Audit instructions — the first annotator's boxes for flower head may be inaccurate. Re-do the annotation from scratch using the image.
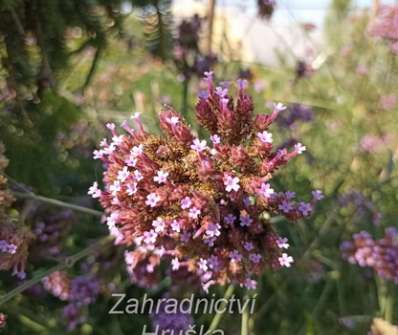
[93,76,319,290]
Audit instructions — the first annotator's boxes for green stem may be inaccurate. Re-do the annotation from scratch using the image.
[12,191,103,217]
[0,236,112,306]
[208,284,235,332]
[181,77,190,119]
[241,297,249,335]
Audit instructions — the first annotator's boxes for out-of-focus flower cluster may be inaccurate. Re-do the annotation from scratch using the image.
[339,191,382,226]
[151,299,193,333]
[341,228,398,283]
[173,15,217,81]
[30,206,75,258]
[276,104,314,129]
[368,5,398,55]
[42,271,100,330]
[257,0,276,19]
[0,143,34,279]
[91,74,322,290]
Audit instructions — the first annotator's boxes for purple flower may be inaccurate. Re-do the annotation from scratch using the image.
[279,200,293,213]
[298,202,312,216]
[180,196,192,210]
[240,213,253,227]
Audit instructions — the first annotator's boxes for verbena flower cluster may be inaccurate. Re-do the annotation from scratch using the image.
[42,271,100,330]
[257,0,276,19]
[341,228,398,283]
[173,15,217,81]
[368,4,398,55]
[91,73,322,290]
[0,143,34,279]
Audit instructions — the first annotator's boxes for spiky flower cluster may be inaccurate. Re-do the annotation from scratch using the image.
[257,0,276,19]
[368,5,398,55]
[341,228,398,283]
[91,73,321,290]
[42,271,100,330]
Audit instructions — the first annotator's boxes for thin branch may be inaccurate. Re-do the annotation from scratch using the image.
[12,191,103,217]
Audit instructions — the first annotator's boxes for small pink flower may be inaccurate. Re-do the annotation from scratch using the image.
[130,144,144,157]
[146,193,160,207]
[224,175,240,192]
[152,217,165,233]
[167,116,180,125]
[191,139,207,152]
[134,170,143,182]
[88,182,101,198]
[171,220,181,233]
[279,253,294,267]
[93,150,104,160]
[276,237,289,249]
[181,196,192,209]
[198,258,208,272]
[258,182,274,198]
[294,143,306,154]
[171,257,180,270]
[126,182,138,196]
[215,86,228,98]
[117,167,130,182]
[273,102,287,112]
[143,229,158,245]
[109,181,121,196]
[257,131,273,144]
[210,134,221,145]
[154,170,169,184]
[189,207,201,219]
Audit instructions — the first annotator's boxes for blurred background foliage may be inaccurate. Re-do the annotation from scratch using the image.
[1,0,398,334]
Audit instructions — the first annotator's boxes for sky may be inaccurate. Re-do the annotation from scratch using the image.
[171,0,396,64]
